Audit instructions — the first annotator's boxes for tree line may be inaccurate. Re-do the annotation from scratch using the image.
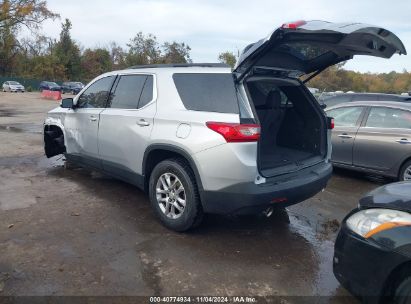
[1,0,410,93]
[0,0,192,82]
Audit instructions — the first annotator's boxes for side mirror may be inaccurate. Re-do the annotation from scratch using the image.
[320,103,327,109]
[61,98,74,109]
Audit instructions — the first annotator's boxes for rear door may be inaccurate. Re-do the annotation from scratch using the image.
[353,106,411,174]
[326,106,365,165]
[234,20,406,81]
[98,73,156,185]
[64,75,115,168]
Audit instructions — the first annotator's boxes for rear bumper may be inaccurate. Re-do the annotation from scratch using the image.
[200,162,332,214]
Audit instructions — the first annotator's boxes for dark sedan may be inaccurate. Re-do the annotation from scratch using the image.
[326,101,411,181]
[39,81,62,92]
[61,82,84,94]
[334,182,411,303]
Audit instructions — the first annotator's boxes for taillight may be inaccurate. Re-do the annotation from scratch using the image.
[281,20,306,29]
[206,122,260,143]
[327,117,335,129]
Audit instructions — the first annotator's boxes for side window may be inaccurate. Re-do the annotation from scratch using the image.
[138,76,154,108]
[366,107,411,129]
[173,73,239,114]
[77,76,114,108]
[327,107,363,127]
[110,75,147,109]
[352,95,376,101]
[108,75,154,109]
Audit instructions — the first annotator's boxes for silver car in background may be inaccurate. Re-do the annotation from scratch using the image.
[2,81,25,92]
[326,101,411,180]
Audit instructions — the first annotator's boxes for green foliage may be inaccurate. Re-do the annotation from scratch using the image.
[218,51,237,68]
[54,18,81,80]
[0,0,59,31]
[125,32,191,66]
[307,64,411,94]
[161,42,191,64]
[126,32,161,66]
[81,48,112,81]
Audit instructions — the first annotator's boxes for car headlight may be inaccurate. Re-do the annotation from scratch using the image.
[346,208,411,238]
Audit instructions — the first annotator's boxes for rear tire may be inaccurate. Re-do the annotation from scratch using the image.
[148,158,203,232]
[399,160,411,181]
[393,277,411,304]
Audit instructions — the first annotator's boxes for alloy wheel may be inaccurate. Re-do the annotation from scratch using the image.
[156,173,186,219]
[404,165,411,181]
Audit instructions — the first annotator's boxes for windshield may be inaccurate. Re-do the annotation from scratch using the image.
[9,81,20,85]
[49,82,59,87]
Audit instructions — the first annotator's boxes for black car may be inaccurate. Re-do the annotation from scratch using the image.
[334,182,411,303]
[61,82,84,94]
[321,93,411,108]
[39,81,62,92]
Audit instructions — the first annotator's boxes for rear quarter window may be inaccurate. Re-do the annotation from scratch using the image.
[173,73,239,114]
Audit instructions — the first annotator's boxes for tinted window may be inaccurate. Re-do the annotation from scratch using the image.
[366,107,411,129]
[327,107,364,127]
[352,94,378,101]
[323,95,352,107]
[110,75,147,109]
[77,76,114,108]
[139,76,154,108]
[173,73,239,113]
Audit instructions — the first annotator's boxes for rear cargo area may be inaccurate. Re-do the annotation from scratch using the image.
[245,76,326,177]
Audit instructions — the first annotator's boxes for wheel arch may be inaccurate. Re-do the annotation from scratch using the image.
[43,123,66,158]
[143,144,204,195]
[398,156,411,179]
[381,260,411,300]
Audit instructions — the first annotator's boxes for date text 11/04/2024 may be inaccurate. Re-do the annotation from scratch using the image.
[149,296,257,303]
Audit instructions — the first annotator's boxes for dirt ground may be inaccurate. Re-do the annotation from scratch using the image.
[0,92,389,301]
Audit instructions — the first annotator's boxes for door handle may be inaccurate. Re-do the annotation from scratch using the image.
[137,119,150,127]
[89,115,97,122]
[338,133,352,139]
[396,138,411,144]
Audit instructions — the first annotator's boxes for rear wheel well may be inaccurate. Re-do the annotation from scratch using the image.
[143,148,202,193]
[399,157,411,179]
[381,261,411,302]
[44,125,66,158]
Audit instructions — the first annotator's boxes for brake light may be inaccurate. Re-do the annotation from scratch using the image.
[281,20,306,29]
[206,122,260,142]
[327,117,335,129]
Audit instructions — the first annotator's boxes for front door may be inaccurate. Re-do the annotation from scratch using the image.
[64,75,116,168]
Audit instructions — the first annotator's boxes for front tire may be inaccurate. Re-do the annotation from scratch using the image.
[399,160,411,181]
[393,277,411,304]
[148,158,203,232]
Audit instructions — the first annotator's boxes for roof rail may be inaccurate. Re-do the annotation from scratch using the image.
[128,63,230,69]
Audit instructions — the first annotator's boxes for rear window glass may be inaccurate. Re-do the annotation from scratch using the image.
[173,73,239,114]
[276,43,330,60]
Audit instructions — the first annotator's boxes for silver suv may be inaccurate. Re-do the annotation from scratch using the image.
[44,20,405,231]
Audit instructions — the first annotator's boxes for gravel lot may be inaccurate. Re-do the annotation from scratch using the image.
[0,92,389,301]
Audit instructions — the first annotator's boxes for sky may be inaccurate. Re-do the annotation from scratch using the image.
[26,0,411,73]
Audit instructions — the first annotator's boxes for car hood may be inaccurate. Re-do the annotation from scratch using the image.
[359,182,411,212]
[234,20,406,81]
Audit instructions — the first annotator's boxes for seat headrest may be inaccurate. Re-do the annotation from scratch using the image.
[265,90,282,109]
